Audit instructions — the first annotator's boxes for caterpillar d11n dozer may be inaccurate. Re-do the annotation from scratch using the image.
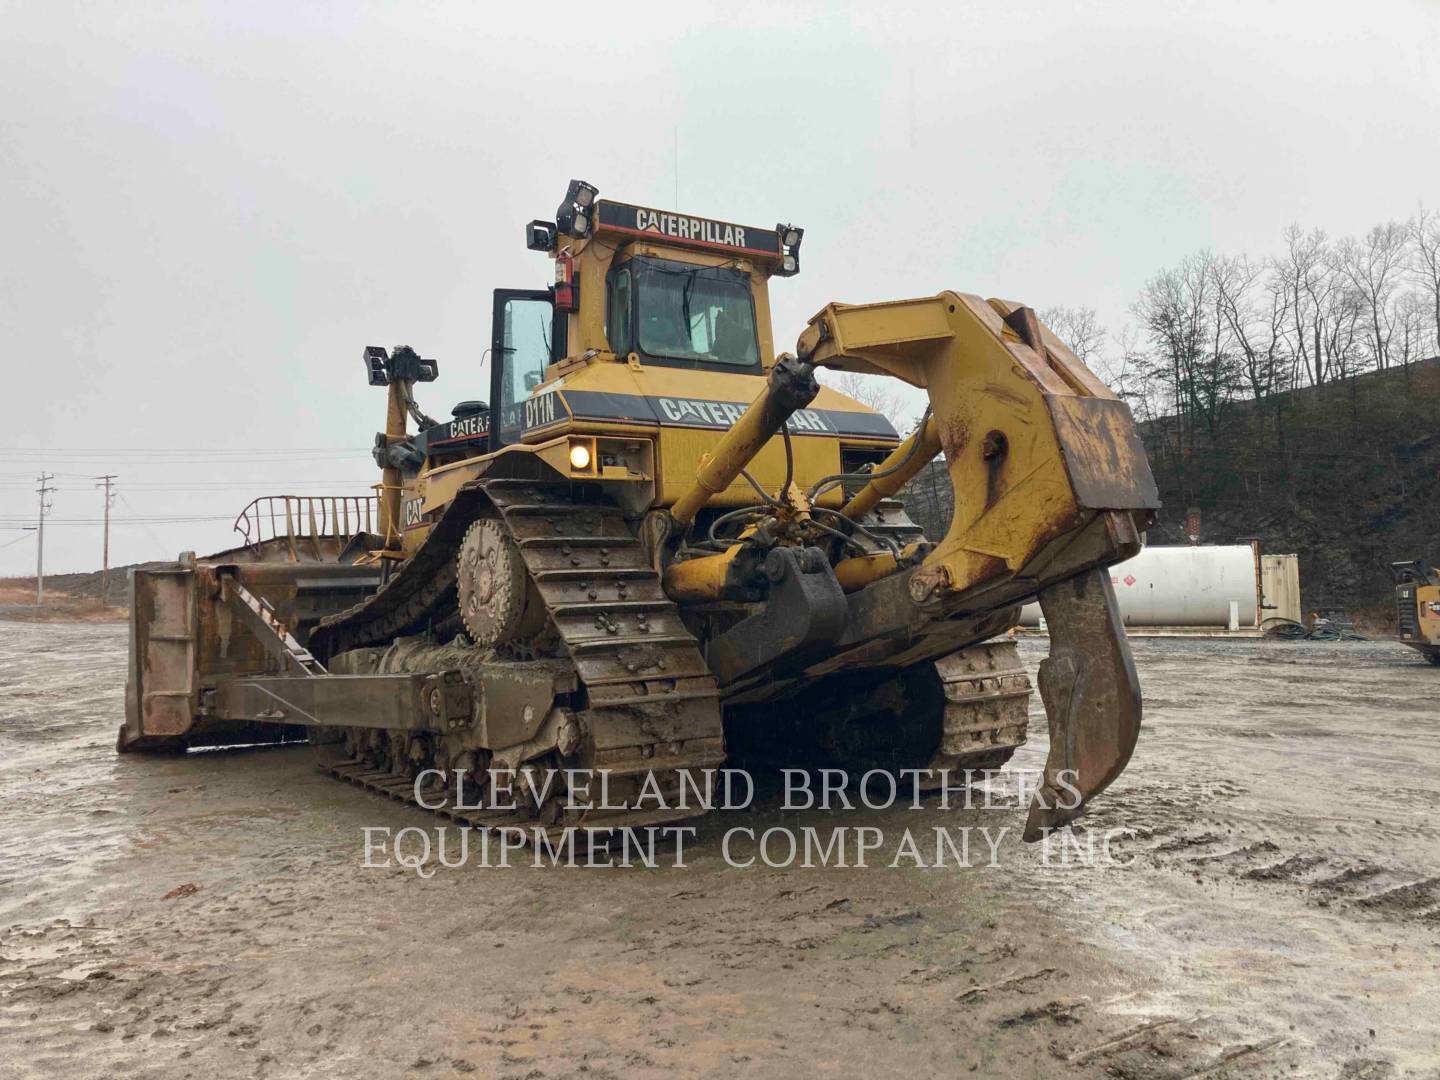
[120,179,1160,841]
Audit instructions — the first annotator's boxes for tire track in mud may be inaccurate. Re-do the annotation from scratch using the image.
[1091,793,1440,926]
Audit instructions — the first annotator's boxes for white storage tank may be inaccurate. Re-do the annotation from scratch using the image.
[1019,544,1260,628]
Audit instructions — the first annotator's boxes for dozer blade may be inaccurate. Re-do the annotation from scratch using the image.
[1023,567,1141,842]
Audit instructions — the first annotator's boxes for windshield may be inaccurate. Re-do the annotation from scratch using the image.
[632,258,760,367]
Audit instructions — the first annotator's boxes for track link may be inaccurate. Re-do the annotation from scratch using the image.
[921,640,1031,778]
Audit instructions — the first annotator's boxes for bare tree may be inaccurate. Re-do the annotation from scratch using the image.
[1039,304,1105,367]
[1105,324,1155,417]
[1039,304,1153,412]
[1333,221,1410,370]
[819,369,914,432]
[1209,254,1292,450]
[1133,251,1236,440]
[1322,284,1367,381]
[1409,206,1440,358]
[1277,225,1338,388]
[1392,290,1432,373]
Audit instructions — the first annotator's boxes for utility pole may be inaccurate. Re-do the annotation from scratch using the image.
[35,473,55,607]
[95,474,117,606]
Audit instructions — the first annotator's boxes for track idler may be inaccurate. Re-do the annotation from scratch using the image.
[1023,567,1142,841]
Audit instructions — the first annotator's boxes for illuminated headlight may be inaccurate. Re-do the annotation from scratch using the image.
[569,442,592,470]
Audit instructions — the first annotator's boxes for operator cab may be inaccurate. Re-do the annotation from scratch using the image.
[487,179,802,448]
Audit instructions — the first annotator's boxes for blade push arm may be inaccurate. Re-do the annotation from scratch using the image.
[669,354,821,529]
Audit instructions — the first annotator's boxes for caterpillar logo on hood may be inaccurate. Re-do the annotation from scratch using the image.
[557,389,899,440]
[656,397,833,433]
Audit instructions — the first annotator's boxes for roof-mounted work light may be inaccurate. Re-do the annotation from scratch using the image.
[775,223,803,276]
[392,345,439,383]
[556,179,599,239]
[363,345,439,386]
[363,345,389,386]
[526,220,558,252]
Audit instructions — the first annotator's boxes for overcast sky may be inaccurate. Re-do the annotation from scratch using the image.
[2,0,1437,576]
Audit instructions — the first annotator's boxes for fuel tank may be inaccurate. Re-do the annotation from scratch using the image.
[1019,544,1260,629]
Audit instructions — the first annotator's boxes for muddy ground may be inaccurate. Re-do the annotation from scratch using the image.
[0,582,127,624]
[1,624,1437,1079]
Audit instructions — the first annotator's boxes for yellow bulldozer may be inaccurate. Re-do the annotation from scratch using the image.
[1391,560,1440,665]
[120,179,1160,841]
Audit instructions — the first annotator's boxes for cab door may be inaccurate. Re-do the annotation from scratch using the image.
[489,289,555,449]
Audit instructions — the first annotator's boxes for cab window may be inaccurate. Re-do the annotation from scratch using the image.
[629,258,760,368]
[606,266,632,356]
[491,291,552,445]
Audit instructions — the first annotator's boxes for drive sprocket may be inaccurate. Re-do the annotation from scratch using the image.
[457,518,528,647]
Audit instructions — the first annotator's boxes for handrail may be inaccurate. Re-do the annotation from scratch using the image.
[232,495,378,556]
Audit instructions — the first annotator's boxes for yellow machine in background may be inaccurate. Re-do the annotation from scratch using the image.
[122,179,1160,841]
[1392,561,1440,665]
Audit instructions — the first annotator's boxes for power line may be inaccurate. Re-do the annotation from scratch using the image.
[0,451,372,469]
[117,490,181,558]
[0,515,239,525]
[0,446,367,454]
[1,462,365,469]
[0,481,374,490]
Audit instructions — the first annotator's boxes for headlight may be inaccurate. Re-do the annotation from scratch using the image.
[569,442,592,470]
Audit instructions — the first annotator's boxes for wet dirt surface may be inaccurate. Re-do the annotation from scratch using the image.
[1,623,1438,1078]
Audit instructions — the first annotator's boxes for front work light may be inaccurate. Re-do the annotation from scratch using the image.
[568,441,593,471]
[775,223,803,276]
